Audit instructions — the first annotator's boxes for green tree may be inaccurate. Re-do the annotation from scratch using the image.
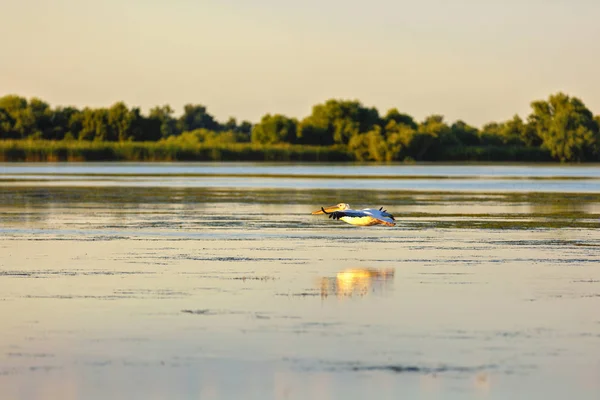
[348,126,394,162]
[0,108,16,138]
[108,102,133,141]
[528,92,600,162]
[49,106,81,140]
[297,99,380,145]
[410,115,450,160]
[79,108,110,141]
[383,108,417,129]
[384,120,416,161]
[497,115,539,146]
[179,104,220,132]
[251,114,298,144]
[28,98,54,139]
[67,109,84,140]
[224,117,238,132]
[149,105,178,138]
[238,120,253,135]
[0,95,35,138]
[451,120,479,146]
[479,122,505,146]
[347,133,370,161]
[368,126,393,161]
[499,115,523,145]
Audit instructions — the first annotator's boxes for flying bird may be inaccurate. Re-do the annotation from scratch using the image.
[312,203,396,227]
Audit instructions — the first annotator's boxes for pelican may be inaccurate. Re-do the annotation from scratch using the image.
[312,203,396,227]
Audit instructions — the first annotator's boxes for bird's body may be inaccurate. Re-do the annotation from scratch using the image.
[312,203,396,227]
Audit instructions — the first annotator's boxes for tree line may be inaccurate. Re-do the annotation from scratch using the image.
[1,92,599,162]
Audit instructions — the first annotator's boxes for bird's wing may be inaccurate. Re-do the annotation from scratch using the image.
[321,207,396,225]
[329,209,371,218]
[362,207,395,221]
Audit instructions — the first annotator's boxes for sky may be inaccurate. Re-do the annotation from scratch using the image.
[1,0,599,127]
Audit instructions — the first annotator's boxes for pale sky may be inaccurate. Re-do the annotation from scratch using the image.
[1,0,599,127]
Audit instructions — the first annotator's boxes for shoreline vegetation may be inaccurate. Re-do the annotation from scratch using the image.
[1,92,599,163]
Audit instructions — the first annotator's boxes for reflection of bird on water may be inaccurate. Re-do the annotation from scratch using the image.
[319,268,395,298]
[312,203,396,227]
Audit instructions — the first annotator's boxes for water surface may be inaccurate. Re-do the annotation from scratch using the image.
[3,162,600,193]
[1,163,599,399]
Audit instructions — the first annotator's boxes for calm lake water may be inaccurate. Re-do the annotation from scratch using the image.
[1,162,599,400]
[2,162,600,193]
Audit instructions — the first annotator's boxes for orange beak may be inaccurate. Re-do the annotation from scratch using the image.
[311,205,343,215]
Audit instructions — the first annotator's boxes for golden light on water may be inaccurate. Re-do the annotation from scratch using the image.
[318,268,395,298]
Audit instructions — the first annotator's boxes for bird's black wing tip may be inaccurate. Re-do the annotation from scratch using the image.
[328,211,344,220]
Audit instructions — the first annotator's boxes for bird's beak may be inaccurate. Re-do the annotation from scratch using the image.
[311,205,342,215]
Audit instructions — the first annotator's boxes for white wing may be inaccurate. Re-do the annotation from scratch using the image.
[362,207,395,221]
[323,207,396,226]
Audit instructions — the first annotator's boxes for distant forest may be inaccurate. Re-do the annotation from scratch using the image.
[1,92,599,162]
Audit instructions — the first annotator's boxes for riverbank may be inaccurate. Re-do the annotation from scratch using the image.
[0,140,556,163]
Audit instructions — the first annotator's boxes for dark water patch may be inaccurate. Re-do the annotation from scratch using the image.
[82,270,154,276]
[0,270,154,278]
[4,185,600,208]
[440,333,479,340]
[408,245,488,251]
[527,258,600,265]
[276,291,321,297]
[181,310,281,320]
[83,357,217,369]
[578,332,600,338]
[139,247,180,251]
[181,309,247,316]
[20,235,133,242]
[84,360,113,367]
[435,328,555,341]
[401,257,599,265]
[23,294,133,300]
[252,246,297,251]
[6,352,54,358]
[0,368,18,376]
[418,217,600,230]
[113,289,191,298]
[189,286,231,292]
[89,337,151,344]
[99,222,177,229]
[9,171,600,181]
[121,260,170,266]
[489,239,600,248]
[151,254,303,263]
[490,331,530,339]
[199,256,295,262]
[228,276,278,281]
[410,258,485,265]
[0,271,31,277]
[28,365,62,372]
[175,273,278,282]
[318,360,498,375]
[300,322,342,328]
